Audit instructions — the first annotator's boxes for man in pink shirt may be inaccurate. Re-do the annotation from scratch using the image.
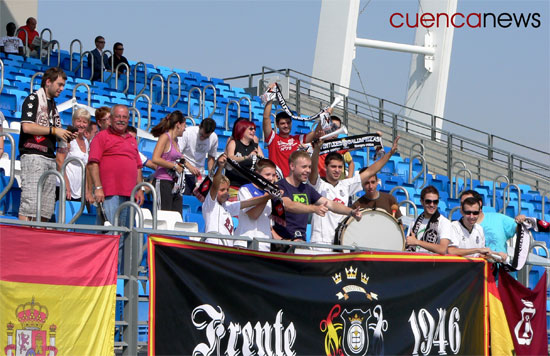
[88,104,144,226]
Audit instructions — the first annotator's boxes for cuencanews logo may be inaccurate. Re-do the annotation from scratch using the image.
[320,266,387,356]
[4,297,58,356]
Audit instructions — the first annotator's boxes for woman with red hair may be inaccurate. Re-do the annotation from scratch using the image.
[225,118,264,199]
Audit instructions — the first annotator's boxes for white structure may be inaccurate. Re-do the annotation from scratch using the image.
[312,0,457,135]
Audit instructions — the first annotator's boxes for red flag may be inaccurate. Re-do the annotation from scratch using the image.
[498,269,548,355]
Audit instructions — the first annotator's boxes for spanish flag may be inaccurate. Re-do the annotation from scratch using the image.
[0,225,118,356]
[488,269,515,355]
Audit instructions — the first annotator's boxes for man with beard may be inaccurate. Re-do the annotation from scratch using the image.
[18,67,76,221]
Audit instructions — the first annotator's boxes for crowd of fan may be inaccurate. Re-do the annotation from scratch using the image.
[3,33,545,260]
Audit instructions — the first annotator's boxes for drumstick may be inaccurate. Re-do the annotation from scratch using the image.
[391,204,399,218]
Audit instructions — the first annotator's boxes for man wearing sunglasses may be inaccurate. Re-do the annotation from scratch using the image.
[406,186,453,254]
[447,197,492,257]
[459,190,517,256]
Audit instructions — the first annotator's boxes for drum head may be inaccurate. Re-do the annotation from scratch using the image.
[340,208,405,251]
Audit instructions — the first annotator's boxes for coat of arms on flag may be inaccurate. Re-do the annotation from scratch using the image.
[4,297,58,356]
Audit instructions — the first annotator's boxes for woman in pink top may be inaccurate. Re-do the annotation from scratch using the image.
[151,111,187,213]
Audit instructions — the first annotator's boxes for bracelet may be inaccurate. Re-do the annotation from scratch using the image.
[52,127,56,136]
[95,186,103,190]
[49,126,52,135]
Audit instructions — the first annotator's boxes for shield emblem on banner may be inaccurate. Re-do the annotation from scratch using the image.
[340,309,371,355]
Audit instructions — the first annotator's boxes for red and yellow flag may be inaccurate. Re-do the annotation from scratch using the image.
[487,270,515,355]
[0,225,119,356]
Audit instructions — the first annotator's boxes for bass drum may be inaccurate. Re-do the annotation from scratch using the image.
[335,208,405,251]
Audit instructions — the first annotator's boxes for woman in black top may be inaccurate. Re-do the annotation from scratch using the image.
[226,119,264,198]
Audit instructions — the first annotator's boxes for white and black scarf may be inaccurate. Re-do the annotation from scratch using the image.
[406,211,440,252]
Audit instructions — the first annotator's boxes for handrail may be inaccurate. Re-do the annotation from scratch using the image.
[453,168,473,199]
[398,199,418,218]
[541,191,550,220]
[29,72,44,93]
[408,154,427,189]
[0,133,15,201]
[129,106,142,129]
[449,161,467,199]
[36,170,66,223]
[38,28,52,60]
[526,242,550,287]
[500,183,522,215]
[409,143,425,157]
[0,59,3,95]
[185,116,196,126]
[115,63,130,94]
[46,40,60,67]
[448,206,460,221]
[133,62,147,95]
[492,175,510,208]
[389,186,410,201]
[166,72,181,107]
[187,87,202,120]
[229,66,550,183]
[149,74,165,106]
[102,50,114,83]
[69,39,82,72]
[114,201,142,230]
[60,157,86,224]
[239,96,252,120]
[225,100,241,131]
[15,28,28,57]
[132,94,152,131]
[77,50,93,81]
[131,182,156,258]
[201,84,217,119]
[72,82,92,106]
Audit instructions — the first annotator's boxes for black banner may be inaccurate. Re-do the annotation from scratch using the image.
[149,237,488,356]
[320,133,382,155]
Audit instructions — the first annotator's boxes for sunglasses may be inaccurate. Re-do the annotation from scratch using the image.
[463,210,480,216]
[424,199,439,205]
[247,127,256,131]
[116,47,124,51]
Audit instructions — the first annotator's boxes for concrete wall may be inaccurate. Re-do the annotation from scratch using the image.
[0,0,38,35]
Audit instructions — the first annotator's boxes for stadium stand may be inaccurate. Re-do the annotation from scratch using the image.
[0,44,549,354]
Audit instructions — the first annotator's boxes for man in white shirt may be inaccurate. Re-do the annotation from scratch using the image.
[178,118,218,195]
[405,186,453,254]
[0,23,24,55]
[448,197,493,258]
[309,136,400,250]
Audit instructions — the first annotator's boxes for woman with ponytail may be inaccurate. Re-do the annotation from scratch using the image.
[151,110,187,213]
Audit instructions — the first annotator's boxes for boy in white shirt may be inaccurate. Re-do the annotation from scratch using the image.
[234,159,278,251]
[202,154,270,246]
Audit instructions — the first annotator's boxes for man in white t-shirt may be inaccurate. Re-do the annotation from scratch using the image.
[0,23,24,55]
[234,158,278,251]
[405,186,453,254]
[178,118,218,195]
[202,154,271,246]
[309,136,401,250]
[448,197,494,258]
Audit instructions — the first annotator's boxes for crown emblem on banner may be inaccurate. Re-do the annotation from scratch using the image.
[345,266,357,279]
[332,273,342,284]
[361,273,369,285]
[348,313,364,323]
[15,297,48,330]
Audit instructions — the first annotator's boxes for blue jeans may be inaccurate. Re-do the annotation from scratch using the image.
[98,195,131,227]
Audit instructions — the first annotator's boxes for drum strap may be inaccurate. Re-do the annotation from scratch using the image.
[407,211,440,252]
